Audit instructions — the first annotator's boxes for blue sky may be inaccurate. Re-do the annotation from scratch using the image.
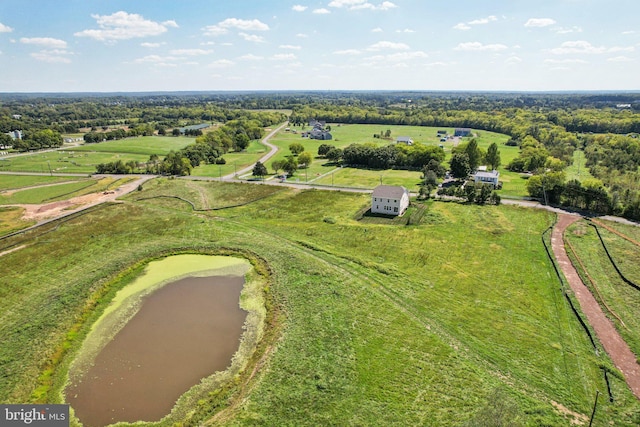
[0,0,638,92]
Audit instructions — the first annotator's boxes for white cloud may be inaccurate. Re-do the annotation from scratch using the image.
[296,33,308,38]
[386,51,428,61]
[453,23,471,31]
[550,40,606,54]
[292,5,308,12]
[328,0,396,10]
[272,53,297,60]
[367,41,410,51]
[208,59,235,68]
[454,15,497,30]
[203,18,269,36]
[329,0,365,6]
[313,8,331,14]
[239,32,266,43]
[30,49,73,63]
[371,27,383,33]
[20,37,67,49]
[544,58,588,64]
[169,49,212,56]
[334,49,362,55]
[622,30,636,35]
[141,42,165,48]
[525,18,556,28]
[454,42,508,52]
[162,20,179,28]
[279,44,301,50]
[396,28,415,33]
[607,56,633,62]
[134,54,175,63]
[239,54,264,60]
[75,11,177,42]
[0,23,13,33]
[555,26,582,34]
[468,15,497,25]
[505,56,522,65]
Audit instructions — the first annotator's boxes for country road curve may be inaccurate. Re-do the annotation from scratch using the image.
[221,122,288,180]
[552,213,640,400]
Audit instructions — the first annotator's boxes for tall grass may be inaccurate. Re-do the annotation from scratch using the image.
[1,179,638,426]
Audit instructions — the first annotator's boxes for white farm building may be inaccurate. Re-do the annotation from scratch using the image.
[371,185,410,216]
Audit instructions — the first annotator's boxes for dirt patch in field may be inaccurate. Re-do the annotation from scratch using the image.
[551,401,588,425]
[10,176,151,224]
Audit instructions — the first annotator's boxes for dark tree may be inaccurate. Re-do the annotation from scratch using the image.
[486,142,501,170]
[450,152,471,179]
[252,161,268,177]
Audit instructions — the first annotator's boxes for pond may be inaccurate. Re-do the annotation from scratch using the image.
[65,255,251,427]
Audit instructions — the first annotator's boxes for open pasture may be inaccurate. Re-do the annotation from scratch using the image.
[0,151,149,174]
[69,136,194,156]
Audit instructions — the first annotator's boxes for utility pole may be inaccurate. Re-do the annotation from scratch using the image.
[47,160,53,176]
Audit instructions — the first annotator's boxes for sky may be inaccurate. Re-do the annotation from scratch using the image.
[0,0,638,93]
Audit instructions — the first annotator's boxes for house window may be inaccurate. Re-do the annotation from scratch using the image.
[394,207,398,212]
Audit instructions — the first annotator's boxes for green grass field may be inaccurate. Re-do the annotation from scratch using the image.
[191,139,269,178]
[0,175,80,192]
[69,136,194,156]
[1,178,638,426]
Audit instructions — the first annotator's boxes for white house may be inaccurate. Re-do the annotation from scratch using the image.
[371,185,410,216]
[473,170,500,188]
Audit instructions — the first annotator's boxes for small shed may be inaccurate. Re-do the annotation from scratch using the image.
[454,128,471,137]
[396,136,413,145]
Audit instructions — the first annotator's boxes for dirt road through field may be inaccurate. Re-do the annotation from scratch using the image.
[552,213,640,399]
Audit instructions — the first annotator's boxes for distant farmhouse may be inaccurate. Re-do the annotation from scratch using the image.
[396,136,413,145]
[371,185,410,216]
[454,128,472,137]
[473,170,500,188]
[303,119,332,140]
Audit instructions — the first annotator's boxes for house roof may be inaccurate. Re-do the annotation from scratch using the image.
[474,170,499,179]
[372,185,408,199]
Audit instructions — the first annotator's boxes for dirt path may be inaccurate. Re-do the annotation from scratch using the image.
[552,213,640,399]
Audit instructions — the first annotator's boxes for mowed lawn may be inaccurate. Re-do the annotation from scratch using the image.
[69,136,195,156]
[191,139,269,178]
[264,124,527,196]
[0,175,80,192]
[0,136,195,174]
